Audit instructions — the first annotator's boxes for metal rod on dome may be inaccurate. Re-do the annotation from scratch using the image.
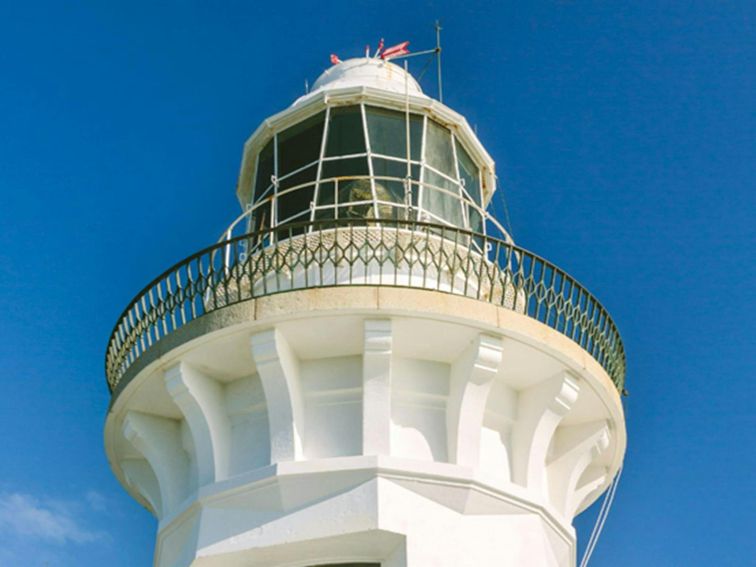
[435,20,443,103]
[388,48,437,60]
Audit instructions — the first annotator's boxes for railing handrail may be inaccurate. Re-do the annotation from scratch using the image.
[219,174,514,246]
[105,219,626,397]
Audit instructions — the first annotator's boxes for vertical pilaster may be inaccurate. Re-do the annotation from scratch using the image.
[446,334,503,467]
[363,319,393,456]
[547,420,610,518]
[164,361,232,485]
[511,372,580,493]
[568,466,609,518]
[122,411,190,517]
[251,328,305,463]
[121,458,162,516]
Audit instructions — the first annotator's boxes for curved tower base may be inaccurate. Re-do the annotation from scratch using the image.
[106,288,625,567]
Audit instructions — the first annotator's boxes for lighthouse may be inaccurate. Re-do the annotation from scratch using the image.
[104,55,626,567]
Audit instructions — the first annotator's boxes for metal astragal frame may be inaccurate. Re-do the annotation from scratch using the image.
[105,219,626,397]
[246,103,497,237]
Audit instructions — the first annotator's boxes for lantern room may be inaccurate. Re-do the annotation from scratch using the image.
[236,58,506,240]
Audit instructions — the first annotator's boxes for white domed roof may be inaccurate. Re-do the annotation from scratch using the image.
[307,57,424,98]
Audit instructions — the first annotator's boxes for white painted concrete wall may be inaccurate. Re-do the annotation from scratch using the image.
[106,288,625,567]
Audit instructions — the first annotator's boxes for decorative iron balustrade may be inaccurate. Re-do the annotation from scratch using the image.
[105,220,626,395]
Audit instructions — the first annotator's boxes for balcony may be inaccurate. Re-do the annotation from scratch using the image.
[105,218,626,398]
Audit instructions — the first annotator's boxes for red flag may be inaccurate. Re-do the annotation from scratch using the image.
[330,54,342,65]
[381,41,410,60]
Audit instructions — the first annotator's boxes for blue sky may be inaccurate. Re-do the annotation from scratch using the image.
[0,1,753,565]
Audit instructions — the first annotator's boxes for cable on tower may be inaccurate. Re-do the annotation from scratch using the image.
[578,464,624,567]
[579,395,628,566]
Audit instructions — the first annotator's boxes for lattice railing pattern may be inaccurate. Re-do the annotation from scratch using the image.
[106,220,626,394]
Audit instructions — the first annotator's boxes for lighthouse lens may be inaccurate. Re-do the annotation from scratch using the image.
[317,157,369,221]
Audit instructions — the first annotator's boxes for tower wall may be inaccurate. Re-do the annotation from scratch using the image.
[106,288,624,567]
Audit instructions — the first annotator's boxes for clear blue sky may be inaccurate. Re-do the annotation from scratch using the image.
[0,2,753,565]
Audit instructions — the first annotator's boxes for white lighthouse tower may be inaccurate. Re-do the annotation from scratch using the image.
[104,56,626,567]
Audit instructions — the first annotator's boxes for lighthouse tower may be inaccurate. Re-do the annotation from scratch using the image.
[104,57,626,567]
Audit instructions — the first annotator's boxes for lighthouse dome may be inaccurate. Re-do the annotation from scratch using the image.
[305,57,425,99]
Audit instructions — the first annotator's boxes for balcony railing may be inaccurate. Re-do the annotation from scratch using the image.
[105,219,626,396]
[225,173,516,244]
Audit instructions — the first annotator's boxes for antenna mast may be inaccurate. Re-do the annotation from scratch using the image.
[435,20,443,102]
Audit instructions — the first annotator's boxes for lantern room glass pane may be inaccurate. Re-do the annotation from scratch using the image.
[325,106,366,156]
[254,140,275,202]
[372,158,420,209]
[320,156,369,180]
[251,201,271,232]
[456,141,481,206]
[468,206,483,233]
[278,164,317,224]
[278,111,325,176]
[424,120,455,176]
[422,169,464,226]
[313,179,336,222]
[365,106,422,160]
[372,158,420,182]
